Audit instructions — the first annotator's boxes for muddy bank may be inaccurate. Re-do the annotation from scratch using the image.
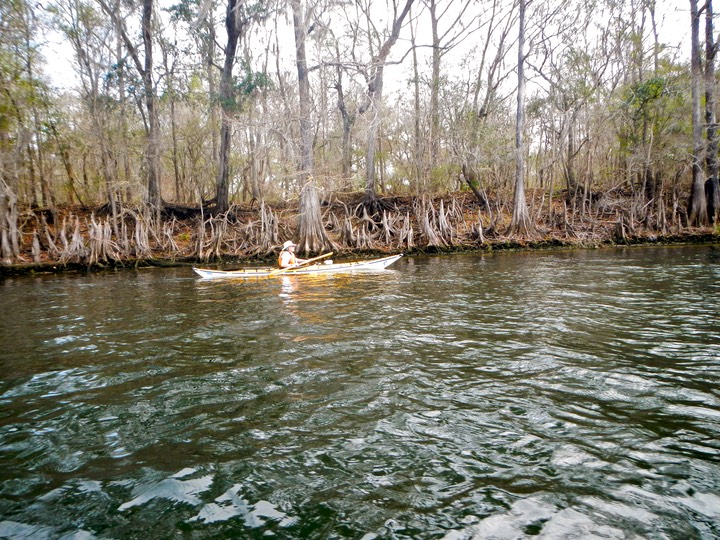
[1,194,718,277]
[1,231,717,278]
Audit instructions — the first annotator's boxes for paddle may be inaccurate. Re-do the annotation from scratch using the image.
[267,251,334,276]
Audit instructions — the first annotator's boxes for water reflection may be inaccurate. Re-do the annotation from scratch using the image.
[1,247,719,539]
[279,275,296,299]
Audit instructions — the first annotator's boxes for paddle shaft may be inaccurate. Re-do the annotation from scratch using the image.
[268,251,333,276]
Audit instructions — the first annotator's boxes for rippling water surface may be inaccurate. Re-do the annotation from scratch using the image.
[1,245,719,539]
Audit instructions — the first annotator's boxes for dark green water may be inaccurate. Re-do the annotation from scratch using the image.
[1,246,719,539]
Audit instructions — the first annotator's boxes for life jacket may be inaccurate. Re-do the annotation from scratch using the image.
[278,250,297,268]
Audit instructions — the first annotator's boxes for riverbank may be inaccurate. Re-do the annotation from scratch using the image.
[1,193,718,277]
[2,231,717,278]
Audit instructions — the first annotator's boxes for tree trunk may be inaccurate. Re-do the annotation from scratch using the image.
[462,164,486,206]
[689,0,709,226]
[142,0,162,210]
[207,21,219,167]
[510,0,533,235]
[215,0,244,214]
[333,43,355,180]
[292,0,333,252]
[297,183,332,253]
[293,0,313,175]
[161,41,182,202]
[566,111,576,196]
[117,31,132,205]
[410,15,423,189]
[364,64,385,206]
[0,186,16,264]
[429,0,440,172]
[245,84,262,201]
[705,0,720,223]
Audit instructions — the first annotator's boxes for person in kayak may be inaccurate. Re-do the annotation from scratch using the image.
[278,240,308,268]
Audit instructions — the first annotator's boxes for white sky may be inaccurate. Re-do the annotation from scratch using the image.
[42,0,690,94]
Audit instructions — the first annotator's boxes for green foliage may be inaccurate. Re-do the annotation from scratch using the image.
[234,63,272,97]
[624,77,668,115]
[430,163,462,193]
[166,0,196,23]
[104,58,133,87]
[216,61,272,112]
[615,61,690,160]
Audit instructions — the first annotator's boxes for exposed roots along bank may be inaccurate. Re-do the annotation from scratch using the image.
[0,192,708,267]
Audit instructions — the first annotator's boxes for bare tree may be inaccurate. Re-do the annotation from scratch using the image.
[291,0,334,253]
[455,0,516,203]
[509,0,533,235]
[332,39,357,180]
[704,0,719,223]
[216,0,247,214]
[99,0,162,211]
[472,0,516,123]
[424,0,475,174]
[529,2,612,209]
[358,0,415,211]
[167,0,220,202]
[52,0,120,223]
[688,0,708,226]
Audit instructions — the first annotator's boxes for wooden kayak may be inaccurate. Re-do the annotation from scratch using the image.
[192,254,403,279]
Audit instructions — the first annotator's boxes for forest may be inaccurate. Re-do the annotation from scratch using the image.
[0,0,718,270]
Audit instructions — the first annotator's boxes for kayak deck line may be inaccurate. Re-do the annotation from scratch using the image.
[193,254,403,279]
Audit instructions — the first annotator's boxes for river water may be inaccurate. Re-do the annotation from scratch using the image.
[1,245,719,539]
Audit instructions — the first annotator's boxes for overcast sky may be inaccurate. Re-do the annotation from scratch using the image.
[42,0,690,94]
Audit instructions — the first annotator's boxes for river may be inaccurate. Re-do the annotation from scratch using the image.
[1,245,719,539]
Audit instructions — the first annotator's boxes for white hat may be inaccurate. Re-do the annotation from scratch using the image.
[282,240,296,249]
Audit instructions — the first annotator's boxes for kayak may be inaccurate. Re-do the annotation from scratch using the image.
[192,254,403,279]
